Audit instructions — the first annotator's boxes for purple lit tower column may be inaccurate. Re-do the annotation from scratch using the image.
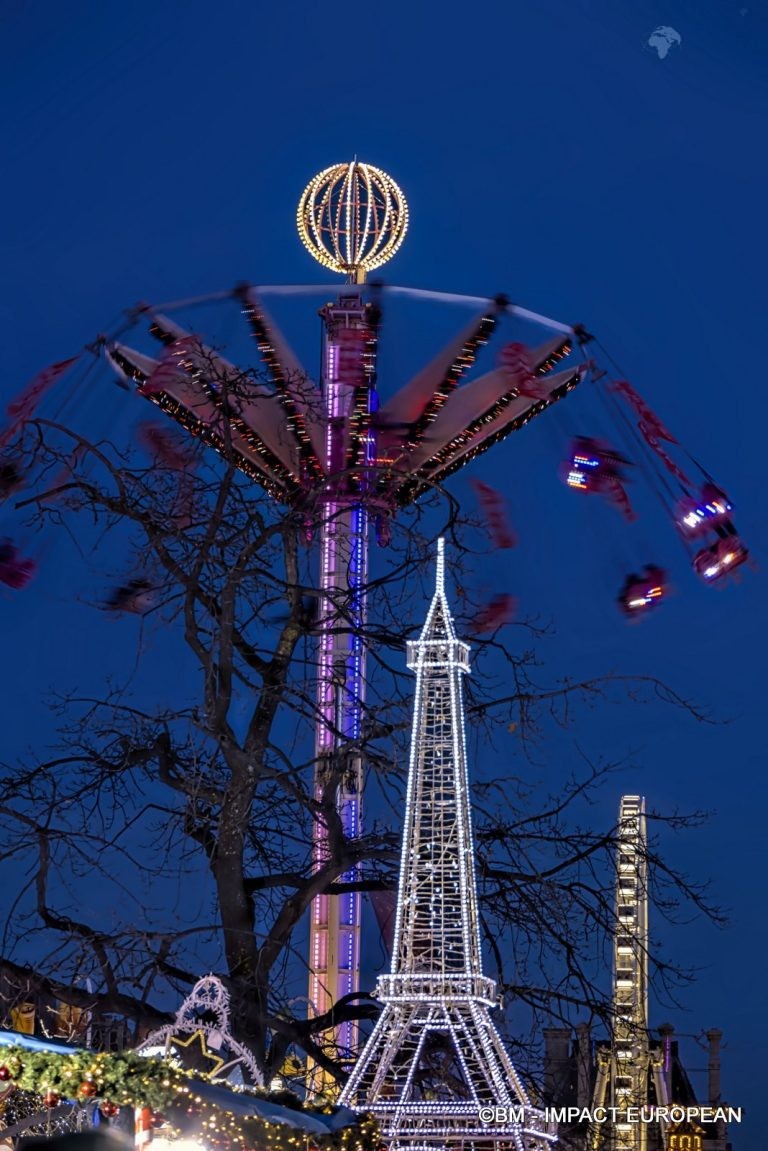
[309,292,378,1071]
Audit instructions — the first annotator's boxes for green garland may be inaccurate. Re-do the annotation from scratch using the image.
[0,1048,381,1151]
[0,1047,188,1110]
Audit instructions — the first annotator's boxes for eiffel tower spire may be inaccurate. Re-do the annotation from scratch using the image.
[340,539,555,1151]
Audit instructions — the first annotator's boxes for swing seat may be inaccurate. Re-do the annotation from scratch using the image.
[676,490,734,537]
[618,566,667,615]
[563,437,630,491]
[692,537,748,583]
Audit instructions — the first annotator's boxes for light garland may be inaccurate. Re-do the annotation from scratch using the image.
[146,317,304,497]
[0,1046,190,1110]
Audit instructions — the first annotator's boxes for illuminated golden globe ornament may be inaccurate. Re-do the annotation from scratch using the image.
[297,160,408,282]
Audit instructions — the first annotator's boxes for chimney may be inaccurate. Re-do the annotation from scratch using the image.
[706,1028,723,1104]
[576,1022,592,1107]
[543,1027,572,1104]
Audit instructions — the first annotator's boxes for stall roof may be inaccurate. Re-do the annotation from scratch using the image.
[0,1031,360,1136]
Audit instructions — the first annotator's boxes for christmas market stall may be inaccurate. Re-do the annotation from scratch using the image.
[0,978,378,1151]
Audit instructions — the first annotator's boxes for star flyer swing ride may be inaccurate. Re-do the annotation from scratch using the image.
[0,160,749,1092]
[94,160,588,1090]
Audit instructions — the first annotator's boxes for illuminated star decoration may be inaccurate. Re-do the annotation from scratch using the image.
[137,975,262,1085]
[167,1029,227,1078]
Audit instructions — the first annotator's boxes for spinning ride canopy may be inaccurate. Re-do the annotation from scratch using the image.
[104,285,587,510]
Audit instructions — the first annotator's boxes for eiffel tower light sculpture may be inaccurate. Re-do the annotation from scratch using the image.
[340,539,555,1151]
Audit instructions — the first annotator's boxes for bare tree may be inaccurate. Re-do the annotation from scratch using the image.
[0,367,721,1089]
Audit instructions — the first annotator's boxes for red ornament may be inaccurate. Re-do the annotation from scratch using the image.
[0,1066,11,1082]
[79,1080,97,1097]
[43,1090,60,1108]
[100,1102,119,1119]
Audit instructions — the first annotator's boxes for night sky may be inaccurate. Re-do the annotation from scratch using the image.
[1,0,765,1145]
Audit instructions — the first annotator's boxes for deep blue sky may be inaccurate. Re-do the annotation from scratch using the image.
[1,0,765,1143]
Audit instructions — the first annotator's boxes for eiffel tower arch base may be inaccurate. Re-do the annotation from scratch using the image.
[343,994,554,1151]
